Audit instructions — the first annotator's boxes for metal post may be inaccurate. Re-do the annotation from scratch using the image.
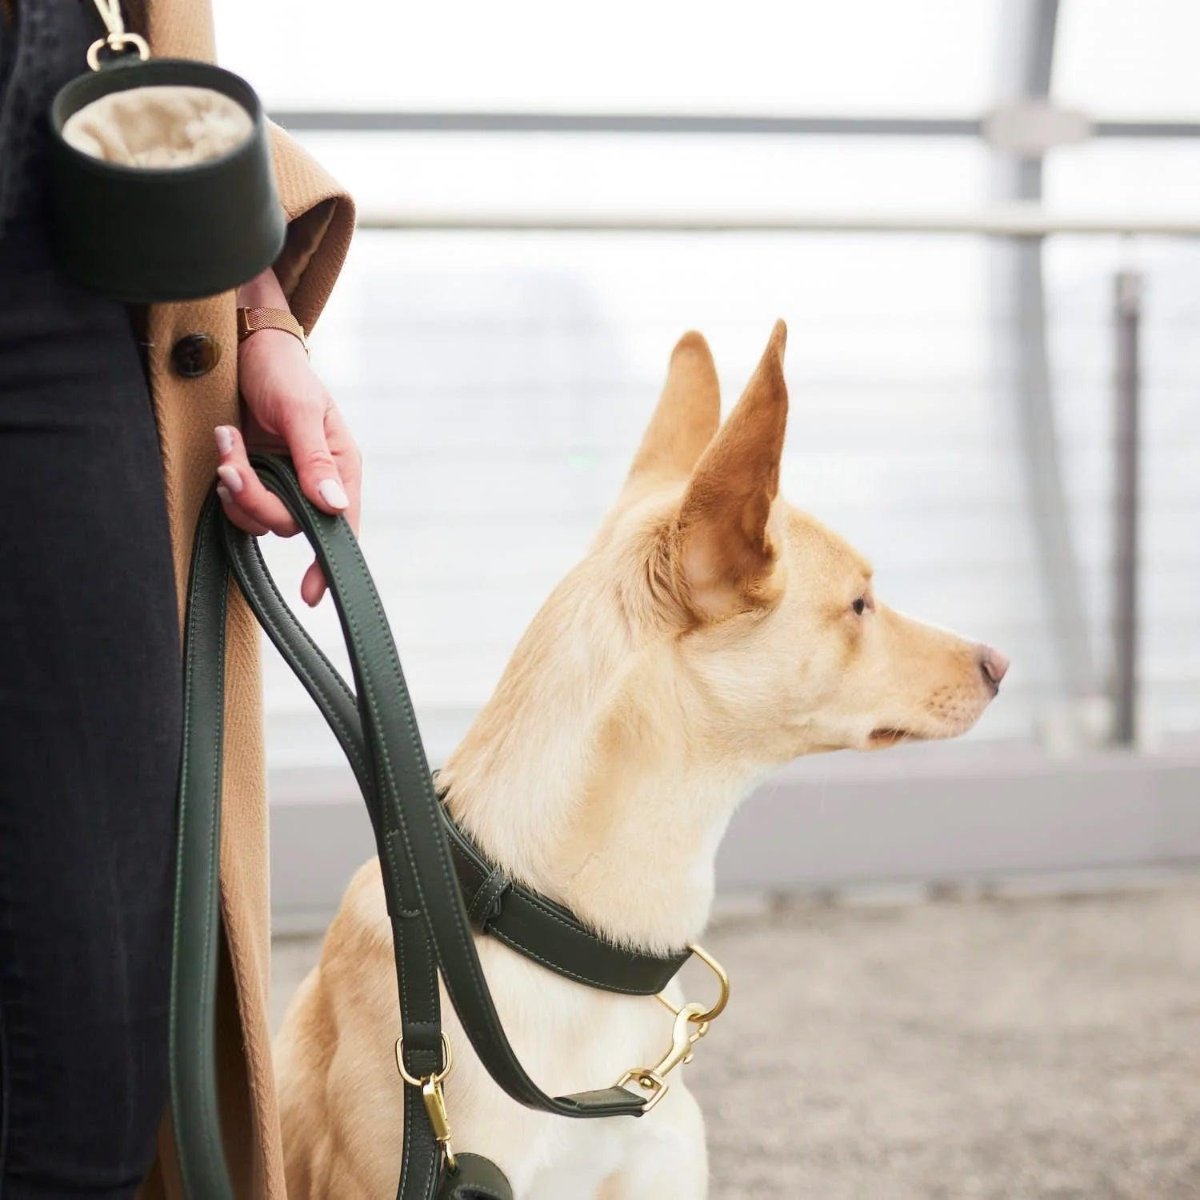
[988,0,1100,746]
[1112,269,1142,746]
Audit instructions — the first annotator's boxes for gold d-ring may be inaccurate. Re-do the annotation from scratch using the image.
[394,1031,453,1088]
[655,942,730,1024]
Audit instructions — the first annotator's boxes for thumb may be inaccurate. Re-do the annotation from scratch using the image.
[279,402,349,514]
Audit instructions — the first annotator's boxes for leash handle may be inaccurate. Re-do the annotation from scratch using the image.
[171,457,650,1200]
[239,454,648,1115]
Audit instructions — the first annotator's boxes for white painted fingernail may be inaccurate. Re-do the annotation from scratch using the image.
[214,425,235,455]
[318,478,349,509]
[216,464,243,494]
[216,483,232,504]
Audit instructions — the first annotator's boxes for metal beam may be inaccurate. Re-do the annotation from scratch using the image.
[989,0,1098,730]
[269,109,1200,139]
[354,206,1200,237]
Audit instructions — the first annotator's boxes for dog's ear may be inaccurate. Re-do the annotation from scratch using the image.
[622,331,720,501]
[674,320,788,620]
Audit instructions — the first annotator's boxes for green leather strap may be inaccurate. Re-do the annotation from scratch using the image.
[170,491,236,1200]
[172,458,664,1200]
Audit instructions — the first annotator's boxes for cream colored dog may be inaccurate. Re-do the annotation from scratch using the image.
[274,321,1008,1199]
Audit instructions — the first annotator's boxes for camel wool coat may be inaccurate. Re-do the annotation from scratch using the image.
[121,1,355,1195]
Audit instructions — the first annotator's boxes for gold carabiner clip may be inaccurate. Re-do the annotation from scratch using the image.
[655,942,731,1024]
[615,942,732,1113]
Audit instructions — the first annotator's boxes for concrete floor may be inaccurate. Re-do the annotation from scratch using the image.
[270,873,1200,1199]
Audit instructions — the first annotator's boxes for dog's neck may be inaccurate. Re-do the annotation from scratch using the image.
[439,570,767,956]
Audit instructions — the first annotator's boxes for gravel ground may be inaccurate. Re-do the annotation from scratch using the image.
[271,874,1200,1199]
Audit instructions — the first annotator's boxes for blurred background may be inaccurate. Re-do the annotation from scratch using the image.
[217,1,1200,1194]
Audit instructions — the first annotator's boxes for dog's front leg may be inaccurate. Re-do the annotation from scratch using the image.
[598,1085,708,1199]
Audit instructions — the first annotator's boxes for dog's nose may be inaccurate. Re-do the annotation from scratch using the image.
[978,645,1010,694]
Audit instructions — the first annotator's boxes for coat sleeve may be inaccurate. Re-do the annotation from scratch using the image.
[265,122,356,333]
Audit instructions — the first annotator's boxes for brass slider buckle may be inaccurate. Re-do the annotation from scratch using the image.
[395,1032,458,1173]
[614,941,731,1113]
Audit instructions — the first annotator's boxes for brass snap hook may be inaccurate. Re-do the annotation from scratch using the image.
[395,1033,458,1172]
[614,943,732,1113]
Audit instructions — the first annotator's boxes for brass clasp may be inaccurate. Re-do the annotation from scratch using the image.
[615,1000,708,1112]
[420,1076,457,1173]
[614,941,731,1113]
[395,1032,458,1172]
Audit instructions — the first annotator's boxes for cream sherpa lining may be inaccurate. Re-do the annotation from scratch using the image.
[63,85,252,168]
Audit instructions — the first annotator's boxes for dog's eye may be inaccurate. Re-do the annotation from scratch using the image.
[852,596,867,616]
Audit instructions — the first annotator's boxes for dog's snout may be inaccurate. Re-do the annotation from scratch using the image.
[978,645,1010,694]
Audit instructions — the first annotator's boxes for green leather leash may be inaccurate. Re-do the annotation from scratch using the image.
[171,456,702,1199]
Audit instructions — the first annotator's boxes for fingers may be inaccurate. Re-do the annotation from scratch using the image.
[300,559,328,608]
[214,413,364,607]
[276,396,351,519]
[214,424,299,536]
[215,482,270,535]
[288,402,362,606]
[323,403,363,535]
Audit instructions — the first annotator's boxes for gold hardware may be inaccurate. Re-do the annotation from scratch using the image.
[87,0,150,71]
[654,942,731,1024]
[395,1032,458,1171]
[394,1031,453,1087]
[615,1001,708,1113]
[421,1076,458,1173]
[615,943,731,1113]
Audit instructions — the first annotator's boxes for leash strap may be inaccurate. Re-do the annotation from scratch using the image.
[171,457,657,1200]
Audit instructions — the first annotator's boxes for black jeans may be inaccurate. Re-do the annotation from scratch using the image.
[0,217,182,1198]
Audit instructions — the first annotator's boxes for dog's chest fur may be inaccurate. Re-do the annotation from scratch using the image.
[275,859,693,1197]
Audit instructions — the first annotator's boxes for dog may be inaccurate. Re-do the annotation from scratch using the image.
[274,320,1008,1198]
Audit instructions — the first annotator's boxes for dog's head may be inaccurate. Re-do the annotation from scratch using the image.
[443,321,1008,926]
[590,320,1006,765]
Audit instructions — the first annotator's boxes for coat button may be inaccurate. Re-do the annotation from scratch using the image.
[171,333,221,378]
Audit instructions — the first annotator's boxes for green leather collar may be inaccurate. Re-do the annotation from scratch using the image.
[443,811,692,996]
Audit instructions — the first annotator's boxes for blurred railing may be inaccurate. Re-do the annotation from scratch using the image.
[348,203,1196,750]
[355,207,1200,236]
[263,202,1199,927]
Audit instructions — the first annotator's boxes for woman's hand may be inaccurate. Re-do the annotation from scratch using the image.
[215,268,361,607]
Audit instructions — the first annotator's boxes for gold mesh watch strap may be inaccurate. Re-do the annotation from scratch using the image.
[236,306,309,356]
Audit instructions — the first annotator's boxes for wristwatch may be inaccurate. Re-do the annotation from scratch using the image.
[236,306,308,356]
